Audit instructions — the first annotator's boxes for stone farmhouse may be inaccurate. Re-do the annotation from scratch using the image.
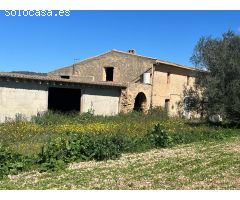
[0,49,197,122]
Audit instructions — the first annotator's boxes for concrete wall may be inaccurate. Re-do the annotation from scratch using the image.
[49,51,155,83]
[152,64,196,116]
[0,79,123,122]
[0,80,48,122]
[81,87,121,116]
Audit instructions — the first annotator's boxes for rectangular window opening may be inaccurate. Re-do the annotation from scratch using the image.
[105,67,114,81]
[165,99,170,114]
[60,75,70,79]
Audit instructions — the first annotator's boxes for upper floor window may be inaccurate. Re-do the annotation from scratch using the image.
[104,67,114,81]
[167,72,171,84]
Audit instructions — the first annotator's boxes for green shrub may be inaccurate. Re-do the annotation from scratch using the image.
[92,134,123,161]
[148,124,172,148]
[37,132,125,171]
[0,145,32,178]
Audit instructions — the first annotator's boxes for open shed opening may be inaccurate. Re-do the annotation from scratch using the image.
[48,87,81,113]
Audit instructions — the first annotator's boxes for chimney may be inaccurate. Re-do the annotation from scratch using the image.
[128,49,136,55]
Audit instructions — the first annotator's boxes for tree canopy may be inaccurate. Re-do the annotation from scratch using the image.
[190,31,240,123]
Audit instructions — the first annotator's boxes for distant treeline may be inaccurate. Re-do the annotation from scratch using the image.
[11,71,48,76]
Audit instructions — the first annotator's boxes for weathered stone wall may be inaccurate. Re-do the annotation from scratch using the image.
[152,64,196,116]
[0,80,48,122]
[49,51,155,83]
[48,50,197,116]
[81,87,121,116]
[50,66,73,76]
[120,83,152,113]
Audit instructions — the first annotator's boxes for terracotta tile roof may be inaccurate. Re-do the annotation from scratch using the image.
[111,50,200,71]
[110,49,158,61]
[155,59,199,71]
[0,72,127,88]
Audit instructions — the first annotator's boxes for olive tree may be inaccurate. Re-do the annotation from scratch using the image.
[190,30,240,123]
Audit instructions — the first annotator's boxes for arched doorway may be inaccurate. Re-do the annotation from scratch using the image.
[133,92,147,112]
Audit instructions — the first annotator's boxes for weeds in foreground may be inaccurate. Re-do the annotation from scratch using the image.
[0,111,239,178]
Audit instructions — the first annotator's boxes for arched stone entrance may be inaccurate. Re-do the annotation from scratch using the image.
[133,92,147,112]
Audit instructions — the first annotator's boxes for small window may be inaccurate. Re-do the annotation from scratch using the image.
[60,75,70,79]
[165,99,170,114]
[187,76,190,85]
[167,72,170,84]
[105,67,114,81]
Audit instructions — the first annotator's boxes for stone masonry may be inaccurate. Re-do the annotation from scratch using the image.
[50,49,198,117]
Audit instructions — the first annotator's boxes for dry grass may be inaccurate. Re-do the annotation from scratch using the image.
[1,136,239,190]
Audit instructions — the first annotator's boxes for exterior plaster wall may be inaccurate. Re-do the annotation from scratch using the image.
[152,64,195,116]
[0,80,48,122]
[81,87,121,116]
[0,79,123,122]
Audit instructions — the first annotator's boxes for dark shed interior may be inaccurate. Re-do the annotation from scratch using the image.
[48,87,81,113]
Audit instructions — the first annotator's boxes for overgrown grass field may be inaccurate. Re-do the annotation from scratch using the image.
[1,137,239,189]
[0,110,239,189]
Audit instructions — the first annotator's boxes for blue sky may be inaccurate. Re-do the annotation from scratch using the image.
[0,10,240,73]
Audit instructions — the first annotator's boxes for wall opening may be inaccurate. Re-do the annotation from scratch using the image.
[187,76,190,85]
[105,67,114,81]
[133,92,147,112]
[60,75,70,79]
[48,87,81,113]
[165,99,170,114]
